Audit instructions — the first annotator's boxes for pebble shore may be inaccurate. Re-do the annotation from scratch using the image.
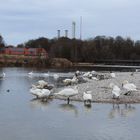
[55,72,140,104]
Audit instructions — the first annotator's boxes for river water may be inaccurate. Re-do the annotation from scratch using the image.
[0,67,140,140]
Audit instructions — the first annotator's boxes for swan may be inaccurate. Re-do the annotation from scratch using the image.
[63,76,78,85]
[91,77,98,80]
[83,72,91,77]
[122,80,137,95]
[32,80,48,89]
[110,72,116,78]
[75,70,80,76]
[83,90,92,105]
[28,71,33,75]
[54,86,78,104]
[38,80,48,87]
[0,72,5,78]
[112,85,121,99]
[30,87,51,100]
[53,74,59,80]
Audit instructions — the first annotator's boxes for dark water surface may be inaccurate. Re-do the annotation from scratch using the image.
[0,67,140,140]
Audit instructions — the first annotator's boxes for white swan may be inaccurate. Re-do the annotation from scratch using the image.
[0,72,5,78]
[83,91,92,105]
[53,74,59,80]
[122,80,137,95]
[54,86,78,104]
[28,71,33,75]
[38,80,48,87]
[110,72,116,78]
[112,85,121,99]
[30,87,51,100]
[63,76,78,85]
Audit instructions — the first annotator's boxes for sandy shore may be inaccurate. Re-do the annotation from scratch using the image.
[55,72,140,104]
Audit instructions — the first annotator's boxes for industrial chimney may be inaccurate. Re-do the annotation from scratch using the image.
[65,30,68,38]
[57,30,60,38]
[72,21,76,39]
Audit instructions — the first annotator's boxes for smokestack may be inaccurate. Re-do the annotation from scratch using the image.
[72,21,76,39]
[57,30,60,38]
[80,16,82,40]
[65,30,68,38]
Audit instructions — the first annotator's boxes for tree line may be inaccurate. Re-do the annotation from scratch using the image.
[1,34,140,62]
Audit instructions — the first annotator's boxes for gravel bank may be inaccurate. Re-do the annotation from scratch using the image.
[55,72,140,104]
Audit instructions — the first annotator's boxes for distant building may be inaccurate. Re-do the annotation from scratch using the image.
[0,47,48,59]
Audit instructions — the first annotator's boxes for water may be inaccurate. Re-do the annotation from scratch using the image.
[0,67,140,140]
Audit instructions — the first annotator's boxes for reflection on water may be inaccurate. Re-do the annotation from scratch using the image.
[0,67,140,140]
[59,103,78,117]
[109,104,136,119]
[30,98,53,111]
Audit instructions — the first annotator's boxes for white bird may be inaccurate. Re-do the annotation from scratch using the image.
[28,71,33,75]
[91,70,96,75]
[92,77,98,80]
[0,72,5,78]
[53,74,59,80]
[122,80,137,95]
[30,87,51,100]
[83,72,91,77]
[112,85,121,99]
[83,91,92,105]
[38,80,48,87]
[110,72,116,78]
[75,70,81,76]
[54,86,78,104]
[63,76,78,85]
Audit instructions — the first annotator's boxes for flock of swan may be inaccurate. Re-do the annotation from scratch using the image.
[29,70,138,105]
[0,70,138,105]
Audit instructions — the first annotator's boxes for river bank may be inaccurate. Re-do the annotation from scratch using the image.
[54,72,140,104]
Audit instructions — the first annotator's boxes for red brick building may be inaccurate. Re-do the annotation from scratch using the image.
[0,47,48,58]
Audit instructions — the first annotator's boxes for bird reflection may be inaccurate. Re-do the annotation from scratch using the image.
[109,103,121,119]
[30,98,53,111]
[83,103,92,114]
[84,103,92,108]
[59,103,78,117]
[121,104,136,117]
[109,104,136,119]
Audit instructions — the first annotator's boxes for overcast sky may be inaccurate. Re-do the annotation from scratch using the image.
[0,0,140,45]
